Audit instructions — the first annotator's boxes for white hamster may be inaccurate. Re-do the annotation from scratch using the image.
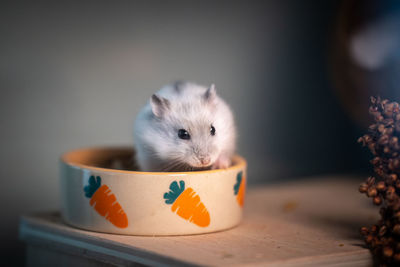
[133,81,236,172]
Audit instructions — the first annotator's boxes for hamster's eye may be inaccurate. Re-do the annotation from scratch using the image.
[178,129,191,140]
[210,125,216,136]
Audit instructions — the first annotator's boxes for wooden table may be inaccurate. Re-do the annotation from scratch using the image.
[19,177,377,266]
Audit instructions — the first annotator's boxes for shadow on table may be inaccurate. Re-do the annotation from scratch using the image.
[305,212,375,245]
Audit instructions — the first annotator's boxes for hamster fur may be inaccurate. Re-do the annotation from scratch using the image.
[133,81,236,172]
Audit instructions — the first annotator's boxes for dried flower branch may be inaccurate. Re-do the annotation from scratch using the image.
[359,96,400,266]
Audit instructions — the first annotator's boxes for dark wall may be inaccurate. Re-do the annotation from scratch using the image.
[1,1,371,265]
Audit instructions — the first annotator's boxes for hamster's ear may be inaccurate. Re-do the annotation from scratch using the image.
[150,94,170,118]
[173,80,186,93]
[203,84,216,103]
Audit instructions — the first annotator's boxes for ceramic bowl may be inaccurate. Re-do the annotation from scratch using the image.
[60,147,247,235]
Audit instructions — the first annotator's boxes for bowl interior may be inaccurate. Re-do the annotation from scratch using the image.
[61,147,245,174]
[62,147,137,170]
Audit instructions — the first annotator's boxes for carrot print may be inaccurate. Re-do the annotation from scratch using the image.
[84,175,128,228]
[164,180,210,227]
[234,171,246,207]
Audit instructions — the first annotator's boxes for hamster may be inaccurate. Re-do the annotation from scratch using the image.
[133,81,236,172]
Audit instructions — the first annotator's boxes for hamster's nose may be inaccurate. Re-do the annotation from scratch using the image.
[199,157,211,165]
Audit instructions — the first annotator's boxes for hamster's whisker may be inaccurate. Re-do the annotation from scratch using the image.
[166,160,193,172]
[160,159,184,172]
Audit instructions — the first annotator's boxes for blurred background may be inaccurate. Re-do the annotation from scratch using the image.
[2,0,400,265]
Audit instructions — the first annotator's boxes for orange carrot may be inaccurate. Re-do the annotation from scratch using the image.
[164,181,210,227]
[84,175,128,228]
[234,171,246,207]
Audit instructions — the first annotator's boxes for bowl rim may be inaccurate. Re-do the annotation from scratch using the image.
[61,146,247,175]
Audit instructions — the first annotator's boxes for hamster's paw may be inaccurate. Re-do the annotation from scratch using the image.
[212,155,231,170]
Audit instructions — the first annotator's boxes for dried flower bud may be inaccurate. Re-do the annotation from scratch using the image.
[357,137,364,144]
[369,144,377,155]
[394,159,400,169]
[383,118,394,127]
[360,227,369,236]
[384,146,391,153]
[365,234,374,244]
[389,160,395,171]
[367,177,376,186]
[389,174,397,183]
[386,127,394,135]
[393,224,400,235]
[383,246,394,258]
[371,157,380,165]
[369,124,378,131]
[386,192,395,203]
[387,186,396,194]
[390,136,398,145]
[363,134,372,143]
[393,200,400,211]
[368,187,378,197]
[377,181,386,191]
[359,183,369,193]
[373,196,382,205]
[379,225,388,237]
[384,110,394,119]
[375,167,384,177]
[379,135,390,145]
[394,143,400,150]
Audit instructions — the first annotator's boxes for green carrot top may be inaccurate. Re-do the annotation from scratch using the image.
[84,175,101,198]
[164,180,185,204]
[234,171,243,195]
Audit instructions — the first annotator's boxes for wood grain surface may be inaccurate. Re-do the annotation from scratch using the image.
[19,176,378,266]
